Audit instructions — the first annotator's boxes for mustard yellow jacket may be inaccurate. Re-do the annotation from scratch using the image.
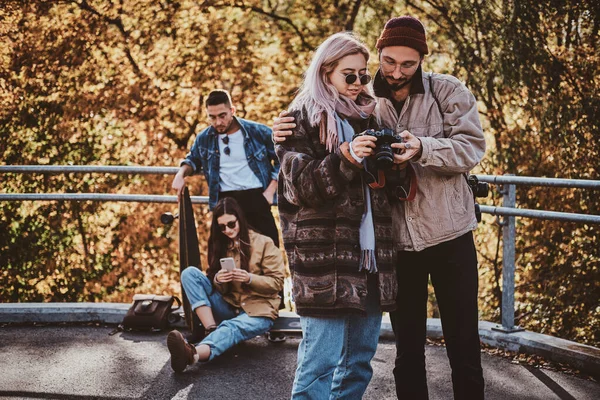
[214,230,285,320]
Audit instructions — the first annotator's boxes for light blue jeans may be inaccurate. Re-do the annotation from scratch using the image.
[180,267,274,361]
[291,279,382,400]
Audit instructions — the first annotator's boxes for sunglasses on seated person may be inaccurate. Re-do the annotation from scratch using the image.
[338,72,372,85]
[218,219,238,231]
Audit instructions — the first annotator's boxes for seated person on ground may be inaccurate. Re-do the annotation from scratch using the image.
[167,197,285,372]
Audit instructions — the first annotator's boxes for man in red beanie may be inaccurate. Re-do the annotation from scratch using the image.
[373,16,486,400]
[273,16,486,400]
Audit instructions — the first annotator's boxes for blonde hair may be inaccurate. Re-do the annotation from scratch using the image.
[289,32,373,126]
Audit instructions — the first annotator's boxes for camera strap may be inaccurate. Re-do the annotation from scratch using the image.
[429,72,472,186]
[394,163,418,201]
[428,73,444,120]
[366,169,386,189]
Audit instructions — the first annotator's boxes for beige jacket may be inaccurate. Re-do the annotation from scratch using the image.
[214,230,285,320]
[375,70,486,251]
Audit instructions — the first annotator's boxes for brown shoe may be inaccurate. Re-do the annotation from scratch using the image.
[167,330,197,372]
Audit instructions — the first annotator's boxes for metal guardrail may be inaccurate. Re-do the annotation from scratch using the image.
[0,165,179,175]
[477,174,600,189]
[2,165,599,334]
[477,174,600,333]
[0,165,206,204]
[0,193,209,204]
[479,205,600,224]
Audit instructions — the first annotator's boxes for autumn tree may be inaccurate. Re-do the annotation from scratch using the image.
[1,0,597,346]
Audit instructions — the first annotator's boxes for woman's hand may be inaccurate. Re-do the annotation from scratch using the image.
[232,269,252,284]
[215,269,233,283]
[351,133,377,158]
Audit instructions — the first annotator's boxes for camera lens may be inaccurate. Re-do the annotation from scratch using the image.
[376,143,395,169]
[475,182,489,197]
[467,176,489,198]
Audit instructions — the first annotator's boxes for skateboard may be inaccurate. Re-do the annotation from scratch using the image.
[178,186,204,338]
[270,311,301,333]
[160,187,202,336]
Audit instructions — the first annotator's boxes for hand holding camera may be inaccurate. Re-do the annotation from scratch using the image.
[390,130,422,164]
[353,128,405,169]
[350,133,377,158]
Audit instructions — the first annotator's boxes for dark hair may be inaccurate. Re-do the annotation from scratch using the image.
[205,89,232,108]
[206,197,251,281]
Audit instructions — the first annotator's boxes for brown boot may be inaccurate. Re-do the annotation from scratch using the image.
[167,330,197,372]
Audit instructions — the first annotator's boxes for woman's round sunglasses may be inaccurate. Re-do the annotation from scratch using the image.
[218,219,238,232]
[339,72,372,85]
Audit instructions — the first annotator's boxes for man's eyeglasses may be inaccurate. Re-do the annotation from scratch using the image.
[221,135,230,156]
[381,60,420,75]
[339,72,372,86]
[218,219,238,231]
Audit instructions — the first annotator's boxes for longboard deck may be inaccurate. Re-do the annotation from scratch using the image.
[270,311,301,332]
[178,187,201,333]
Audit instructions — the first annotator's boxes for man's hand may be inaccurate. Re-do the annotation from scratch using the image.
[232,268,251,284]
[272,110,296,143]
[172,173,186,203]
[391,130,422,164]
[351,132,377,158]
[172,165,193,202]
[262,179,277,205]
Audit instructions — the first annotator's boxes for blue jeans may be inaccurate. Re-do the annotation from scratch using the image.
[291,279,382,400]
[181,267,274,361]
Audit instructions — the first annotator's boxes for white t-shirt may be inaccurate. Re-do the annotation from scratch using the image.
[218,130,263,192]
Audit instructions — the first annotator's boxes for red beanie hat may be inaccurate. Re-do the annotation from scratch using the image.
[376,16,429,54]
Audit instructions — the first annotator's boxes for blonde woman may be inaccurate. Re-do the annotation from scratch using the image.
[276,32,398,399]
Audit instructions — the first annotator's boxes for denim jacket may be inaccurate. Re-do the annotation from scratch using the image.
[181,117,279,210]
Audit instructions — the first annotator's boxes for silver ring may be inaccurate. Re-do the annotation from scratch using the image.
[405,143,412,149]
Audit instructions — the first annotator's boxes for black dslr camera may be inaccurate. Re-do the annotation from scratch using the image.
[356,128,402,170]
[467,175,489,222]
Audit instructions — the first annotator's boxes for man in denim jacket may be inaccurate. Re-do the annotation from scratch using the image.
[172,89,280,247]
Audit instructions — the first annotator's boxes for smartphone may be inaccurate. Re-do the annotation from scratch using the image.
[219,257,236,271]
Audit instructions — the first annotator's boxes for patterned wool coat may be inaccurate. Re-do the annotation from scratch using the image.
[276,109,398,317]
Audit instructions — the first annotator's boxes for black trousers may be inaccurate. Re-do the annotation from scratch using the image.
[219,188,279,247]
[391,232,484,400]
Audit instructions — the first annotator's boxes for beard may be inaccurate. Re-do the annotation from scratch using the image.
[215,119,234,134]
[386,76,413,92]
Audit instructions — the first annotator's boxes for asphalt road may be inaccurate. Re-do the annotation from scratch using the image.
[0,325,598,399]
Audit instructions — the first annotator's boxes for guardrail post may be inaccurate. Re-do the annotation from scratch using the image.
[493,175,524,333]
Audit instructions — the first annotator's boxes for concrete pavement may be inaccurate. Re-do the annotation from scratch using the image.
[0,325,598,400]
